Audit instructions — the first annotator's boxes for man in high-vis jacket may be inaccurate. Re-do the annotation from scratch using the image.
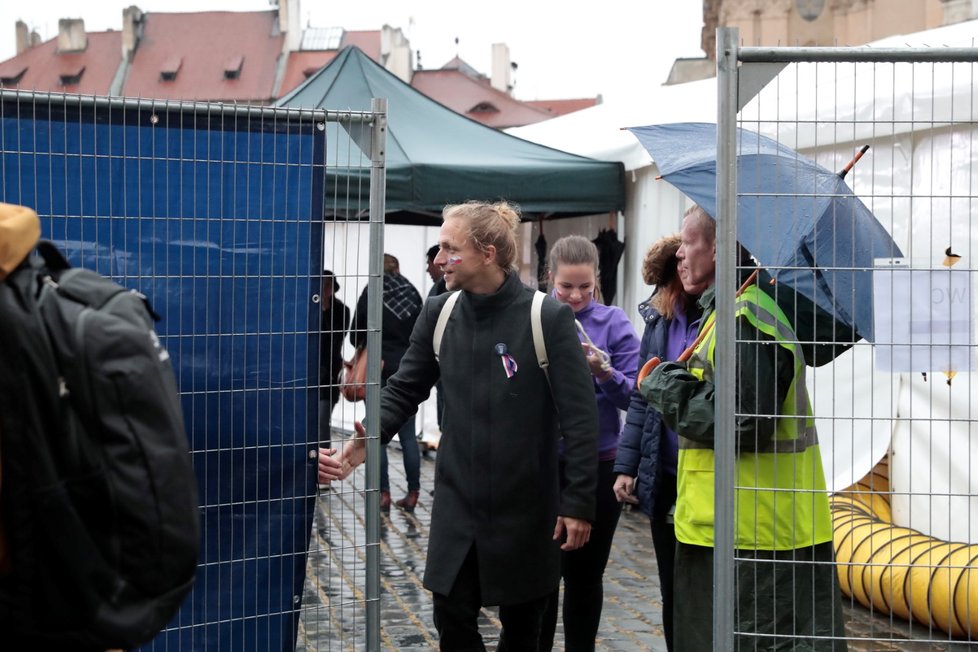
[641,205,846,651]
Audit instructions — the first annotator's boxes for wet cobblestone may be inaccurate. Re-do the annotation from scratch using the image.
[297,440,973,651]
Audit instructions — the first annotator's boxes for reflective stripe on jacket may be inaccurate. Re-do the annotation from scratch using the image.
[675,284,833,550]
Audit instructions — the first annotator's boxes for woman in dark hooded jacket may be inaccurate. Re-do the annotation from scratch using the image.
[612,233,702,652]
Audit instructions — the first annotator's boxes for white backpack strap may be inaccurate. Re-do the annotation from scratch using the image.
[433,291,461,363]
[531,291,549,380]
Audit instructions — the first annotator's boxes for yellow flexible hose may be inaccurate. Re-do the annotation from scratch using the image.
[831,457,978,638]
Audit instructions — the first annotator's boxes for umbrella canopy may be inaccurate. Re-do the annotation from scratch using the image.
[277,47,625,225]
[627,122,903,343]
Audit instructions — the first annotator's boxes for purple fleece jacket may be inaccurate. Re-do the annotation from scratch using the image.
[562,297,641,461]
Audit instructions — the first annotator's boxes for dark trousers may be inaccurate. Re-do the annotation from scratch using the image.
[376,373,421,493]
[380,416,421,492]
[433,545,549,651]
[539,459,623,652]
[649,471,677,652]
[673,540,848,652]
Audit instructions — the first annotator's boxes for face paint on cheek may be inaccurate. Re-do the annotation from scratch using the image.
[447,256,462,266]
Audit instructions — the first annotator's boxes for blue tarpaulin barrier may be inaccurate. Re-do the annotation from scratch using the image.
[0,94,327,651]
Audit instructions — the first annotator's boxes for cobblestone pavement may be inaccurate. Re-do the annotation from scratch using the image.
[297,440,973,651]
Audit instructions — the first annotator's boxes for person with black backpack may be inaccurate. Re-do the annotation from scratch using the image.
[320,201,599,651]
[0,202,200,650]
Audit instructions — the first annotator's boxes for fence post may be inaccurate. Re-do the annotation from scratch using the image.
[714,26,739,652]
[365,96,388,652]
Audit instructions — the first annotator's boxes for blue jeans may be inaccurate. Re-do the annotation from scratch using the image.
[380,415,420,492]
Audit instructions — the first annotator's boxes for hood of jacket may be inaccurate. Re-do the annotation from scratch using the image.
[0,203,40,281]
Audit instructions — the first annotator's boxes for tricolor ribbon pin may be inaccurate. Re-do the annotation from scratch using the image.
[495,343,518,378]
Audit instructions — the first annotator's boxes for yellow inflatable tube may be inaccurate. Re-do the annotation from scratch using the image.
[831,458,978,638]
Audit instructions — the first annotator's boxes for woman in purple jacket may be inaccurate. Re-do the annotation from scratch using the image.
[539,235,640,652]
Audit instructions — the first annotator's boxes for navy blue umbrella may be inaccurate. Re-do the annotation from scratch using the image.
[627,122,903,343]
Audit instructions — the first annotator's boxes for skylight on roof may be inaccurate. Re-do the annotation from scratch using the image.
[301,26,343,51]
[224,56,244,80]
[160,56,183,82]
[0,66,27,86]
[470,102,499,114]
[59,65,85,86]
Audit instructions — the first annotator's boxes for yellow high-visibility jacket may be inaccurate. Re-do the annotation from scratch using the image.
[663,284,834,550]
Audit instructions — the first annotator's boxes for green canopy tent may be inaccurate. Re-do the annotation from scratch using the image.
[276,46,625,225]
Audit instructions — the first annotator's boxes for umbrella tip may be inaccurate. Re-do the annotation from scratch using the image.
[838,144,871,179]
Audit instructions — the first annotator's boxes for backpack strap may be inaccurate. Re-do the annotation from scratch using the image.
[433,290,550,382]
[433,291,461,363]
[531,291,549,381]
[35,241,71,272]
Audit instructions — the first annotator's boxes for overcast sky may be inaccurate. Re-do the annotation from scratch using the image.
[0,1,705,103]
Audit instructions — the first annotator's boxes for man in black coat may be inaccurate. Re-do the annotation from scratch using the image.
[320,201,598,651]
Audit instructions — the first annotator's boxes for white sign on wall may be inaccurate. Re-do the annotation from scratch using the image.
[873,259,974,372]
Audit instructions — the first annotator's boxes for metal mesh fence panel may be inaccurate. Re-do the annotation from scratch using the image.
[712,30,978,650]
[0,90,384,651]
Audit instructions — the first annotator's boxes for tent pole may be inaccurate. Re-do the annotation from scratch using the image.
[364,97,388,652]
[714,26,739,652]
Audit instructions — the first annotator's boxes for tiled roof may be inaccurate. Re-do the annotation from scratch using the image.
[121,11,284,102]
[0,31,121,95]
[339,31,381,61]
[525,98,599,117]
[410,68,553,129]
[439,56,482,79]
[280,29,381,97]
[280,51,338,97]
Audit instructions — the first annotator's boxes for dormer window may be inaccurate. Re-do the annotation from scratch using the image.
[160,56,182,82]
[0,66,27,86]
[223,56,243,80]
[59,66,85,86]
[470,102,499,114]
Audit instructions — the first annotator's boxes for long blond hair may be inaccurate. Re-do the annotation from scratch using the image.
[443,201,521,273]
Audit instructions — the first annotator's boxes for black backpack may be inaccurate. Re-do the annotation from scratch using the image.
[0,242,200,649]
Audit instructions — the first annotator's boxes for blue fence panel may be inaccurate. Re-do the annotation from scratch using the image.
[0,94,326,651]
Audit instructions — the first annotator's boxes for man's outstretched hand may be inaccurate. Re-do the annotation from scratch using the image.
[318,421,367,484]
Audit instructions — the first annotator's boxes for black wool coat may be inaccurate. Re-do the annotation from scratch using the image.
[378,273,598,605]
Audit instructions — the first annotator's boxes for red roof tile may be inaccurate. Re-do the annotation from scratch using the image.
[0,31,121,94]
[279,51,338,97]
[121,11,283,102]
[410,68,552,129]
[339,31,381,61]
[525,98,599,117]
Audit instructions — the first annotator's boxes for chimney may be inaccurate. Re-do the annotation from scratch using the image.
[15,20,30,54]
[30,30,41,48]
[121,6,144,60]
[491,43,512,94]
[278,0,302,53]
[57,18,87,53]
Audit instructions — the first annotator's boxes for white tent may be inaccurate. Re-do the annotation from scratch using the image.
[743,21,978,544]
[509,78,717,331]
[510,20,978,544]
